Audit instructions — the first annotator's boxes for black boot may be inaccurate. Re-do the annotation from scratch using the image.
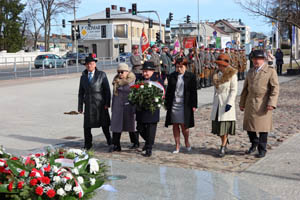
[129,143,139,149]
[218,146,226,157]
[245,144,257,154]
[143,149,152,157]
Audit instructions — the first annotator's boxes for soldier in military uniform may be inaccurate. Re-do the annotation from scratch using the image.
[130,45,143,80]
[187,48,196,73]
[203,48,212,87]
[213,48,220,61]
[241,49,247,80]
[149,44,161,78]
[198,46,205,88]
[209,48,217,86]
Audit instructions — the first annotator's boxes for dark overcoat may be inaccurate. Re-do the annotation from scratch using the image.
[78,68,111,128]
[135,73,163,124]
[165,71,198,128]
[111,81,136,133]
[275,51,284,65]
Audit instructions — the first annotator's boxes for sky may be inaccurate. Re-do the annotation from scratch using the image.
[54,0,272,36]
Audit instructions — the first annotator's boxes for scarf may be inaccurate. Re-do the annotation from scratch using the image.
[112,72,136,96]
[212,66,237,89]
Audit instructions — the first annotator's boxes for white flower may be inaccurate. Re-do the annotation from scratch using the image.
[72,168,79,175]
[68,149,83,156]
[154,97,159,102]
[0,150,3,155]
[148,82,152,88]
[73,186,80,194]
[158,104,161,108]
[90,178,96,186]
[62,178,68,183]
[64,184,72,192]
[65,173,73,180]
[57,188,66,196]
[89,158,99,174]
[77,176,84,184]
[140,85,144,89]
[52,166,59,173]
[0,160,4,167]
[53,176,61,183]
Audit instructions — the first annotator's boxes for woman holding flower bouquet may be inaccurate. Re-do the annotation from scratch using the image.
[165,58,198,153]
[110,63,137,152]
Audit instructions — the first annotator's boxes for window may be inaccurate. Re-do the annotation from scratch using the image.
[101,25,106,38]
[114,24,128,38]
[136,28,140,37]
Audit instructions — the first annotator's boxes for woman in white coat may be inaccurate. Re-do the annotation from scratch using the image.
[211,54,238,157]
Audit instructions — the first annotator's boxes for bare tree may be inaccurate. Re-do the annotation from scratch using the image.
[235,0,300,29]
[236,0,300,67]
[32,0,80,52]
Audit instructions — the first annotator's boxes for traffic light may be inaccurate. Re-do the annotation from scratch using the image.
[62,19,65,28]
[76,25,80,40]
[166,18,170,28]
[71,25,75,41]
[88,18,91,27]
[156,32,161,43]
[187,15,191,23]
[132,3,137,15]
[149,19,153,28]
[106,8,110,18]
[169,12,173,21]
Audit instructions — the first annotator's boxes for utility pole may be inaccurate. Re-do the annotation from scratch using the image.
[73,0,79,68]
[197,0,200,46]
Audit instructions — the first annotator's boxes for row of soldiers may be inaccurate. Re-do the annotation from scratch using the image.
[129,44,248,89]
[185,46,248,88]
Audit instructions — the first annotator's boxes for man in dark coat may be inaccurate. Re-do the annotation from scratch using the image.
[275,48,284,75]
[160,46,173,84]
[248,48,255,68]
[135,61,163,157]
[78,56,112,150]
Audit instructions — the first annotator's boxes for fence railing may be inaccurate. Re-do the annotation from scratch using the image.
[0,56,131,80]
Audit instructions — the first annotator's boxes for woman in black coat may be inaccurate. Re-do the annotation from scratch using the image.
[165,58,198,153]
[275,48,284,75]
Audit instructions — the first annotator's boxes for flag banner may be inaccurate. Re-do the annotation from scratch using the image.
[140,28,150,53]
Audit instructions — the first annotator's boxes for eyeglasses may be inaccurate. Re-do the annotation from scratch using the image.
[117,70,128,74]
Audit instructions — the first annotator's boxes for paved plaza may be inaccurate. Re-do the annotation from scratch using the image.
[0,69,300,199]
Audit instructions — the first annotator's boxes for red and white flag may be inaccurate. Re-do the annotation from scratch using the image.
[140,28,150,53]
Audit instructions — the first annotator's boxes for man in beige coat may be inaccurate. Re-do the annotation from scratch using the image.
[239,50,279,158]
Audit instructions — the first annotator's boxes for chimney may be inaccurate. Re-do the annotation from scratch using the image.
[128,9,132,13]
[111,5,117,10]
[120,7,126,12]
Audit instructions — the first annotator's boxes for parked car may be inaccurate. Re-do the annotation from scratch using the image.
[62,52,88,65]
[116,52,131,62]
[34,54,67,69]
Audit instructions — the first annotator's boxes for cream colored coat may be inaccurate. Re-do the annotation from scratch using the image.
[211,66,238,121]
[239,63,279,132]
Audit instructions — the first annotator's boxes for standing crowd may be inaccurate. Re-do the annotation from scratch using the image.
[78,45,279,158]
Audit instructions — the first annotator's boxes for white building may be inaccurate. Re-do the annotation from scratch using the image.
[70,5,165,59]
[227,19,251,47]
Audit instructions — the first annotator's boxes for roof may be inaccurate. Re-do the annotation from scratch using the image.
[206,23,229,35]
[214,20,241,33]
[72,10,163,25]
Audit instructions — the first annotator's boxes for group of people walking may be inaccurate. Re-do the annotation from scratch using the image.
[78,47,279,158]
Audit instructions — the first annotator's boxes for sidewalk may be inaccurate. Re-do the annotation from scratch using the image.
[0,70,299,199]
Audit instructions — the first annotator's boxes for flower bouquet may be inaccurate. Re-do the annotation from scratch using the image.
[0,146,106,200]
[128,81,165,114]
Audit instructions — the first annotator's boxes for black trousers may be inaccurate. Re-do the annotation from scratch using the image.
[276,64,282,75]
[112,132,138,147]
[84,126,112,148]
[133,122,157,151]
[247,131,268,153]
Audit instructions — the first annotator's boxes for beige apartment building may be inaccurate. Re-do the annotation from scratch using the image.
[71,5,165,59]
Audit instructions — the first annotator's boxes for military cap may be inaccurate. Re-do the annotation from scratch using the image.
[151,44,157,48]
[132,45,139,50]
